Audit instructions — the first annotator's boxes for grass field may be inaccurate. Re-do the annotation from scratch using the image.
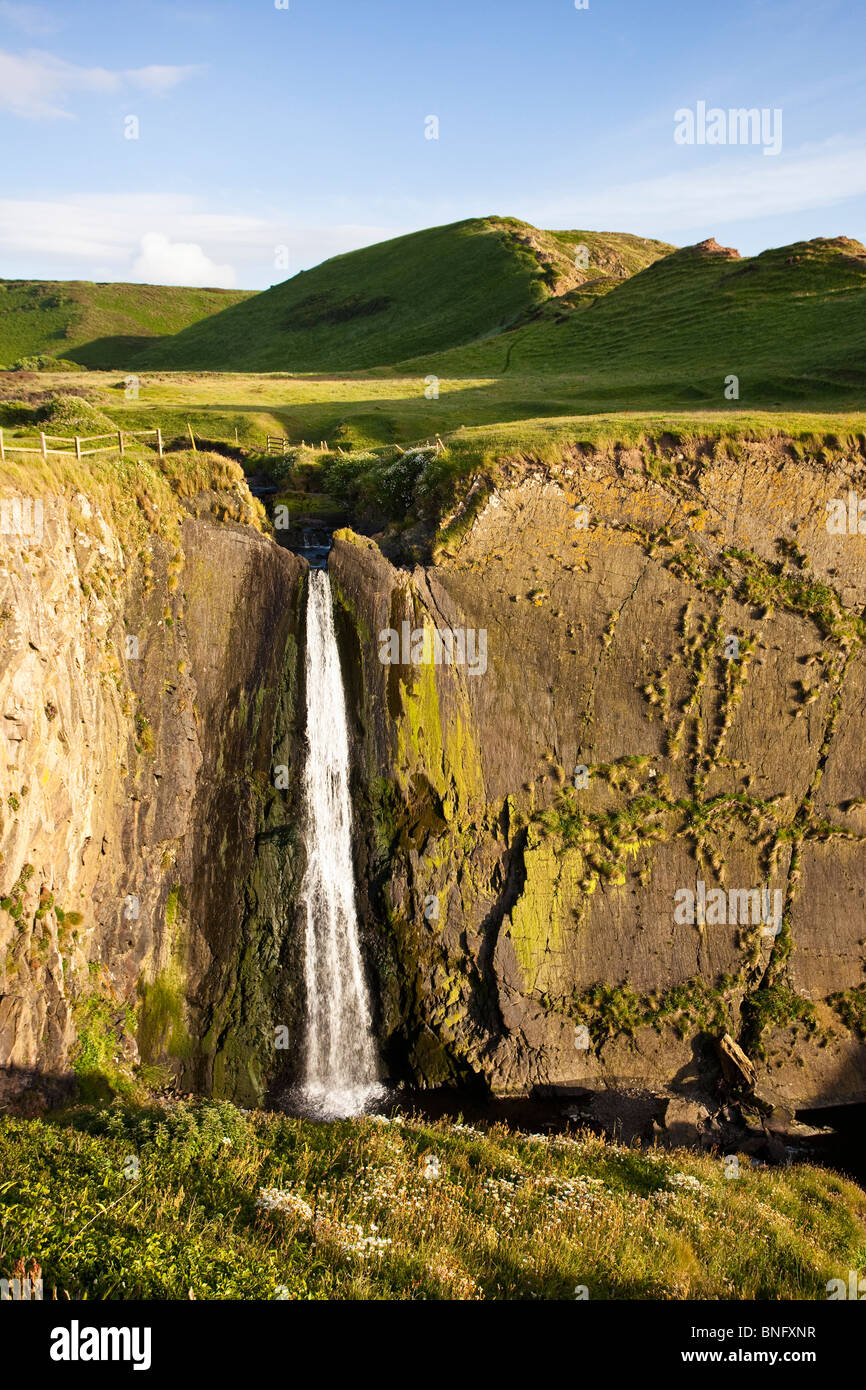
[0,1098,863,1300]
[2,221,864,539]
[3,368,865,462]
[0,280,254,371]
[2,220,864,431]
[136,218,672,373]
[120,224,866,417]
[403,236,866,409]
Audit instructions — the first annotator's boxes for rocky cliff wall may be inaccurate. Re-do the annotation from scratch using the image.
[331,439,866,1108]
[0,468,307,1109]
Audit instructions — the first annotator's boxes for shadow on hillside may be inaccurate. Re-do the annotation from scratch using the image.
[66,335,162,369]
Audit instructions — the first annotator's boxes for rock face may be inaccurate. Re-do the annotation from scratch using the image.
[5,435,866,1118]
[0,482,307,1108]
[331,439,866,1108]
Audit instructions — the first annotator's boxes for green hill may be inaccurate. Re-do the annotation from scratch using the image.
[405,235,866,406]
[135,217,674,372]
[0,279,255,370]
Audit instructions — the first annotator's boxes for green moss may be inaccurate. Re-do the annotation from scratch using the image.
[137,967,192,1063]
[165,885,180,932]
[134,713,155,755]
[72,990,137,1103]
[726,548,865,643]
[570,976,733,1048]
[508,826,586,991]
[0,862,34,922]
[828,985,866,1038]
[369,777,400,860]
[742,984,819,1058]
[137,884,192,1064]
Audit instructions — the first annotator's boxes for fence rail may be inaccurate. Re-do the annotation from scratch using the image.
[267,436,336,454]
[0,427,163,462]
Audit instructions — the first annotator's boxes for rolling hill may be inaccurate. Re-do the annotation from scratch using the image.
[0,279,255,370]
[134,217,674,373]
[401,234,866,407]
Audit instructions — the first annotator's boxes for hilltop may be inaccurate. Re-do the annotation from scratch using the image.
[403,234,866,406]
[5,226,863,414]
[135,217,674,372]
[0,279,255,370]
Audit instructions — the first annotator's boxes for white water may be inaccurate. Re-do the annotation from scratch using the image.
[298,570,383,1119]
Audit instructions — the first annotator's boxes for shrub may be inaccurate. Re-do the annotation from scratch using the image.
[10,355,84,373]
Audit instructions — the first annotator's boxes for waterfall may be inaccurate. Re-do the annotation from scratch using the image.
[298,569,383,1118]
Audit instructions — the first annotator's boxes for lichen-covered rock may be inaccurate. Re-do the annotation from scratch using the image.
[331,439,866,1107]
[0,485,306,1108]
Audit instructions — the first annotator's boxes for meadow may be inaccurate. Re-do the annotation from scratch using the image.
[1,1098,863,1301]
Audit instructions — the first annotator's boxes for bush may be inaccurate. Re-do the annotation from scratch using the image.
[10,355,84,373]
[35,393,117,435]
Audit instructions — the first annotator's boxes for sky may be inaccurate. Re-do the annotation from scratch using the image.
[0,0,864,289]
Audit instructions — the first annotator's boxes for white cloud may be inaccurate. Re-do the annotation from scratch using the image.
[0,192,402,286]
[0,48,200,118]
[131,232,236,288]
[124,64,201,97]
[537,136,866,236]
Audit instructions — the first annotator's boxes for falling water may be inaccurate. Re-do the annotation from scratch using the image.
[299,569,383,1118]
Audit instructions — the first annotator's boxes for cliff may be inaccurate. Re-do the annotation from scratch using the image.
[331,437,866,1109]
[5,432,866,1120]
[0,454,307,1108]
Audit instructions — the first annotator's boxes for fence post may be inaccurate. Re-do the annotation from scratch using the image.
[0,427,4,462]
[156,428,163,458]
[117,431,124,457]
[187,423,196,452]
[40,432,47,460]
[74,436,82,461]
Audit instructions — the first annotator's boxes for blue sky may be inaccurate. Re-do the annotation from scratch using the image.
[1,0,864,288]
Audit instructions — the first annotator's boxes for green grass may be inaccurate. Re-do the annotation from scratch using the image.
[0,433,267,555]
[0,1097,863,1300]
[4,222,864,423]
[136,217,671,373]
[4,372,864,537]
[129,224,866,415]
[0,279,254,370]
[402,235,866,409]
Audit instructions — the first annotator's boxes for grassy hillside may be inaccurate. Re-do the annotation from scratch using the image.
[0,279,255,370]
[406,235,866,407]
[1,1097,864,1300]
[136,218,673,373]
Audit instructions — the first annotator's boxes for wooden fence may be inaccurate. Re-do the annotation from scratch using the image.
[0,427,163,463]
[267,436,336,454]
